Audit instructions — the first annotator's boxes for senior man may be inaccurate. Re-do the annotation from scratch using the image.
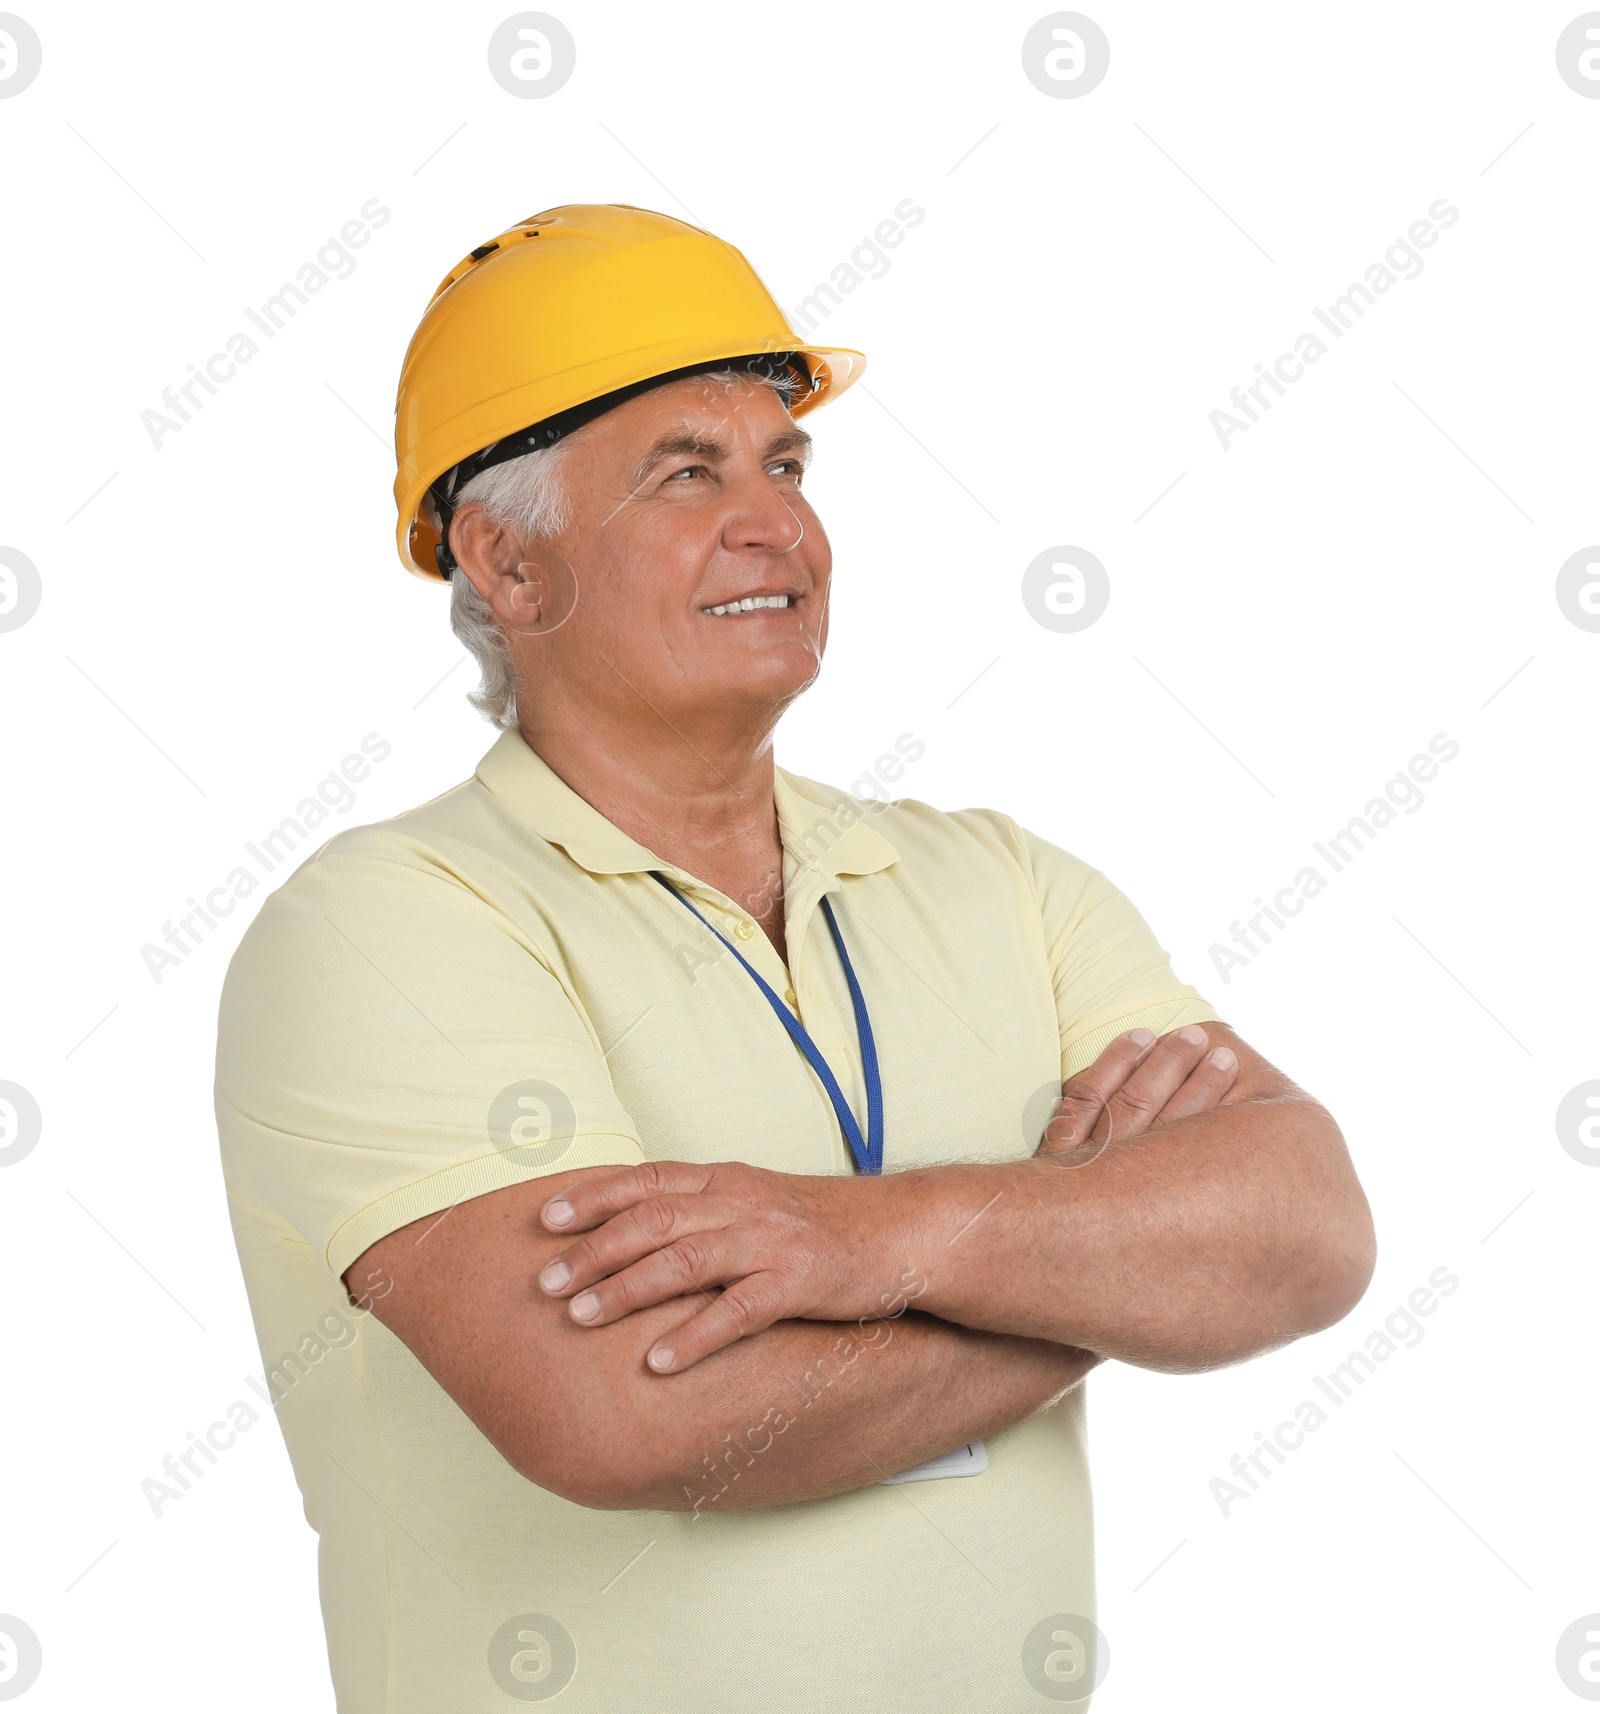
[216,204,1374,1712]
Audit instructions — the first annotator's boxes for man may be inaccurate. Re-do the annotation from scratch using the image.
[216,204,1374,1712]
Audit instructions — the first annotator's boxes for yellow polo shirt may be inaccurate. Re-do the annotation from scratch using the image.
[215,729,1219,1713]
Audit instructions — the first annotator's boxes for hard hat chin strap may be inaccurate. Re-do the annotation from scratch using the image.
[430,351,812,581]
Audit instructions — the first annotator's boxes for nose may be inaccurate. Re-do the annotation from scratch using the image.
[721,466,807,555]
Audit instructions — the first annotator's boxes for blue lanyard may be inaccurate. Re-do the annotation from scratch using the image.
[651,873,883,1175]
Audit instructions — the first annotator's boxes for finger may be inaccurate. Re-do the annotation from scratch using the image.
[1096,1025,1214,1142]
[1037,1028,1157,1156]
[540,1160,713,1233]
[539,1197,726,1298]
[645,1277,788,1373]
[1153,1044,1238,1125]
[559,1236,743,1327]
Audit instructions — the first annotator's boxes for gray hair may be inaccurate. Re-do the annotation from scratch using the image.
[447,366,799,729]
[448,441,576,729]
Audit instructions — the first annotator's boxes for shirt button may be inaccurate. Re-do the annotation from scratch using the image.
[733,919,756,941]
[784,987,798,1007]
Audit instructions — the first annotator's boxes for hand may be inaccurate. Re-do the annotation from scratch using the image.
[536,1023,1240,1375]
[535,1161,900,1375]
[1037,1023,1238,1162]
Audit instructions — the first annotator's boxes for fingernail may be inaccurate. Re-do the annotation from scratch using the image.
[571,1292,601,1322]
[540,1261,571,1292]
[648,1347,676,1371]
[1128,1028,1155,1048]
[1208,1047,1236,1071]
[544,1199,574,1227]
[1178,1025,1208,1046]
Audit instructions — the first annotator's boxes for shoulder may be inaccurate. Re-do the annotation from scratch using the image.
[245,760,555,918]
[220,769,550,1007]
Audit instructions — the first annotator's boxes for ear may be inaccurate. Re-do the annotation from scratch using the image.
[449,504,559,633]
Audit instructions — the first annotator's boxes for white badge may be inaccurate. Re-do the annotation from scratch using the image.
[880,1440,988,1484]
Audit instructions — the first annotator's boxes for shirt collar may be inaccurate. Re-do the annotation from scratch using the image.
[773,769,898,881]
[475,728,898,882]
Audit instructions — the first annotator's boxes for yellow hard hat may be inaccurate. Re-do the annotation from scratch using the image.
[392,203,867,581]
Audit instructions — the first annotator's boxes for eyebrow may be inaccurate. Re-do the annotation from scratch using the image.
[629,425,813,490]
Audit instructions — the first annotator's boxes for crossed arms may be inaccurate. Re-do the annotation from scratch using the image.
[349,1021,1374,1512]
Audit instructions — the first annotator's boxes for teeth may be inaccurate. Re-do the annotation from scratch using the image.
[703,595,791,615]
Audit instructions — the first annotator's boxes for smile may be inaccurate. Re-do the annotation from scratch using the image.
[701,595,794,615]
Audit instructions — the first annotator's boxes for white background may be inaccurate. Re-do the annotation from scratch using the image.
[1,1,1595,1708]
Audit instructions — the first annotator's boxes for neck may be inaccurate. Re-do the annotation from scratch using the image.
[516,692,786,901]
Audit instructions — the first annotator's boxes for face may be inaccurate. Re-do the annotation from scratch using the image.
[462,373,832,740]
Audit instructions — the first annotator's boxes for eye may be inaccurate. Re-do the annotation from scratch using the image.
[770,458,805,479]
[665,464,706,483]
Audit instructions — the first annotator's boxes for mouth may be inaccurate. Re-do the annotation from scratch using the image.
[700,592,798,617]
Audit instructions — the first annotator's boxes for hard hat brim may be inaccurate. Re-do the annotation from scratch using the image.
[397,341,865,583]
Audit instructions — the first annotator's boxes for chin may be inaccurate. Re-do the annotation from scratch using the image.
[713,650,821,704]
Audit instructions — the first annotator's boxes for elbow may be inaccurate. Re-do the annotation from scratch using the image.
[516,1458,645,1512]
[503,1410,685,1513]
[1290,1185,1378,1338]
[508,1440,661,1512]
[1266,1106,1378,1342]
[1181,1181,1378,1371]
[1137,1189,1378,1375]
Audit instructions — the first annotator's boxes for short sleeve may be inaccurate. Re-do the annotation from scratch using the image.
[214,834,646,1281]
[1012,824,1222,1079]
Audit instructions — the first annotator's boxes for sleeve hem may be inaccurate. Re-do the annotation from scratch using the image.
[1060,997,1222,1080]
[326,1132,646,1279]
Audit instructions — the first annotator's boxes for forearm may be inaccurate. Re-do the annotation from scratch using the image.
[887,1094,1374,1370]
[579,1293,1096,1512]
[533,1023,1375,1381]
[355,1171,1095,1515]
